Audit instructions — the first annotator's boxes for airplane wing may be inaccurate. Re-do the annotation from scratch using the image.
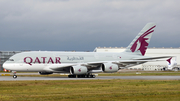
[114,56,173,68]
[43,56,173,72]
[45,60,154,71]
[111,59,158,68]
[84,56,171,69]
[133,56,173,60]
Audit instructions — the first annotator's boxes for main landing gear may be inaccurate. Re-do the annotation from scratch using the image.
[12,71,17,79]
[68,74,96,78]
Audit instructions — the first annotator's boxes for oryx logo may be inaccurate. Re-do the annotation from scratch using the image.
[130,25,156,56]
[78,68,81,72]
[109,66,112,70]
[167,57,172,65]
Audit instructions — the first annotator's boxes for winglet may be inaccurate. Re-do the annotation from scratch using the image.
[166,57,172,65]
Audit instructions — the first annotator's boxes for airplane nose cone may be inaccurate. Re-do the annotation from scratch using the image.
[2,62,11,70]
[2,62,8,69]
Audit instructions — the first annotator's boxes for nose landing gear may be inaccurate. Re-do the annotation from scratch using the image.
[12,71,17,79]
[13,75,17,79]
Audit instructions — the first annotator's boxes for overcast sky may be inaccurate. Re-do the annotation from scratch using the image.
[0,0,179,51]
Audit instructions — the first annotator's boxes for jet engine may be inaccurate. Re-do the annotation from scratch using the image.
[39,72,53,75]
[102,63,119,73]
[70,65,88,75]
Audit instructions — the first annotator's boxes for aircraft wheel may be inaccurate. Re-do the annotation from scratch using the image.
[84,75,88,78]
[87,75,91,78]
[77,75,83,78]
[90,75,95,78]
[13,75,17,79]
[92,75,96,78]
[76,75,95,78]
[68,75,76,78]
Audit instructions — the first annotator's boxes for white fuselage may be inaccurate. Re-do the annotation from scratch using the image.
[3,51,142,72]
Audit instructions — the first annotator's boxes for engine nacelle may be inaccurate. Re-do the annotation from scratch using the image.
[39,72,53,75]
[70,65,88,75]
[102,63,119,73]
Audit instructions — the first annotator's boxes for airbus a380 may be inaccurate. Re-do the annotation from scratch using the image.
[3,23,171,78]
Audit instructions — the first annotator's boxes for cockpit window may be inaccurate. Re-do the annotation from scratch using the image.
[8,59,14,61]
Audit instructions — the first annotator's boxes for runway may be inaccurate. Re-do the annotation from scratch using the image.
[1,76,180,81]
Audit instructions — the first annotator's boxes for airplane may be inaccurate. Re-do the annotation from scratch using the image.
[163,57,179,71]
[3,22,172,79]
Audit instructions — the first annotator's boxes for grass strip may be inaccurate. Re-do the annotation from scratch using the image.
[0,79,180,101]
